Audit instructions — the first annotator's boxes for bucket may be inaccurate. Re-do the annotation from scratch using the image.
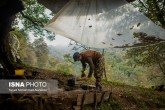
[15,69,25,76]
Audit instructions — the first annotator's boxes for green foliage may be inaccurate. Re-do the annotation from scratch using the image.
[10,29,29,42]
[125,0,165,86]
[13,0,55,39]
[86,97,121,110]
[132,0,165,28]
[48,57,58,67]
[125,42,165,85]
[10,30,38,66]
[32,38,49,67]
[105,49,140,77]
[125,42,165,68]
[55,62,73,75]
[108,97,122,110]
[104,48,157,87]
[10,30,51,68]
[63,54,74,63]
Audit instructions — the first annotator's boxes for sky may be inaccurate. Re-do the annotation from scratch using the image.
[45,34,71,46]
[29,33,71,46]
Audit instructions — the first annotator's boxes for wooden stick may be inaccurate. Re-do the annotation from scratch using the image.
[94,92,97,110]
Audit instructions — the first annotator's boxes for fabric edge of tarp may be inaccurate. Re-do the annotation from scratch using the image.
[46,0,73,24]
[45,22,165,49]
[43,0,79,45]
[44,25,86,46]
[44,25,113,48]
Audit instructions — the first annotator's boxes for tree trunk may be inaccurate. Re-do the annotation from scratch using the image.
[0,0,24,75]
[0,17,15,75]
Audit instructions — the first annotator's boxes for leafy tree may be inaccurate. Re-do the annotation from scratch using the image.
[32,38,49,67]
[22,47,38,66]
[13,0,55,39]
[48,57,58,67]
[132,0,165,28]
[104,49,143,86]
[10,29,29,56]
[10,30,40,67]
[125,42,165,79]
[125,0,165,83]
[0,0,24,74]
[63,54,74,63]
[0,0,53,74]
[55,62,73,75]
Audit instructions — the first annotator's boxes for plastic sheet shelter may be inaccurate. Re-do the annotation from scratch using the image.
[44,0,165,48]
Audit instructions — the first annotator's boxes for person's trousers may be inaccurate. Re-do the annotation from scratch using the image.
[94,56,104,88]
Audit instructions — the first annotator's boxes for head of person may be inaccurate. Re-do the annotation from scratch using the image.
[73,52,81,62]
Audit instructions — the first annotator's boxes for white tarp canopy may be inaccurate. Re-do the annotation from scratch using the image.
[44,0,165,48]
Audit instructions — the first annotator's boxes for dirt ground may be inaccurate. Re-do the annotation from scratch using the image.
[0,68,165,110]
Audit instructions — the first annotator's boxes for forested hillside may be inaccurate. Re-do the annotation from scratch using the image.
[15,34,165,88]
[48,45,73,61]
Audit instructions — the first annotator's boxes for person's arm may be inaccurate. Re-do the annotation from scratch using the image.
[86,57,94,78]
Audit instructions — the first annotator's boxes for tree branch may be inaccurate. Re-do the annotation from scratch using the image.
[153,0,165,27]
[163,0,165,10]
[20,11,38,26]
[20,11,44,27]
[138,0,148,10]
